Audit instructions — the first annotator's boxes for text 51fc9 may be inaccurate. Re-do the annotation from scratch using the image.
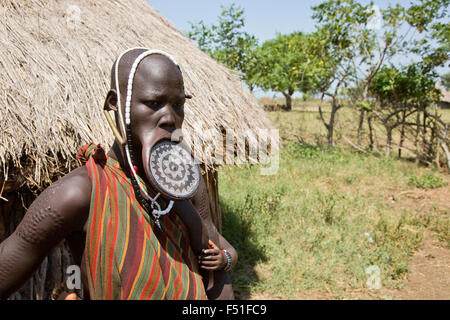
[226,304,267,315]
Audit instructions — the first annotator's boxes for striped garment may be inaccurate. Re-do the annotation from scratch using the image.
[76,143,207,300]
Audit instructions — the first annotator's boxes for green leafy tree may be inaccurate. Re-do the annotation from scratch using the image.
[406,0,449,57]
[311,0,369,146]
[252,32,320,111]
[359,0,448,148]
[365,0,449,156]
[312,0,418,147]
[188,3,258,91]
[370,64,441,157]
[312,0,449,148]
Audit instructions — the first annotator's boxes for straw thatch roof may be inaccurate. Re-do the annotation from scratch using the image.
[0,0,273,190]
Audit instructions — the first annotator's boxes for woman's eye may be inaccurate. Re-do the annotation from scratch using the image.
[147,101,159,107]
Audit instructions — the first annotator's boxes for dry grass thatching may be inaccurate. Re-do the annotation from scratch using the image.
[0,0,273,190]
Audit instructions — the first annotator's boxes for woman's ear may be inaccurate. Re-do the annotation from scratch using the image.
[104,89,118,111]
[103,88,126,145]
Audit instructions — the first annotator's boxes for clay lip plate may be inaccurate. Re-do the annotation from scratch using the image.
[148,140,201,200]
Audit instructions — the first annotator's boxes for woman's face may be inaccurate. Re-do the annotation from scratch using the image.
[121,54,186,186]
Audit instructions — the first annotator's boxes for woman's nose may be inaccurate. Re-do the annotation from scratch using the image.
[158,104,176,129]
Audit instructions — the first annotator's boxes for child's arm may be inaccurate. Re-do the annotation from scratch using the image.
[198,236,237,300]
[198,238,237,272]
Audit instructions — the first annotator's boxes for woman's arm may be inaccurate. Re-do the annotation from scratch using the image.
[0,168,91,299]
[172,200,209,256]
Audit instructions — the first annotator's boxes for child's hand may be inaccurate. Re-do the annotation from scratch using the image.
[198,240,227,270]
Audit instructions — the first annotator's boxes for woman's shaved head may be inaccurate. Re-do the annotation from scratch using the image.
[110,48,182,95]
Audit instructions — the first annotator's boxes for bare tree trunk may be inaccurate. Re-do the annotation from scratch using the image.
[368,113,374,151]
[318,95,340,147]
[357,109,365,146]
[318,97,330,143]
[282,91,293,111]
[328,99,338,147]
[286,94,292,111]
[414,111,421,150]
[386,127,392,157]
[429,112,438,163]
[398,110,407,158]
[422,111,428,155]
[357,84,372,146]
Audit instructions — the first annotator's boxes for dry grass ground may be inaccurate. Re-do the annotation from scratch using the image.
[219,97,449,300]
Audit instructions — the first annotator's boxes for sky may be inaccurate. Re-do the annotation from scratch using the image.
[148,0,418,43]
[148,1,449,97]
[148,0,321,42]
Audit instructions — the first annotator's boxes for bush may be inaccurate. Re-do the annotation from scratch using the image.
[409,174,448,189]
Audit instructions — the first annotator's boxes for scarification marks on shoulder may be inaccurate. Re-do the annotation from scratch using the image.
[15,206,64,245]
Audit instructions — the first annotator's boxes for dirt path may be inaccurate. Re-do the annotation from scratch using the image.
[379,183,450,300]
[361,182,450,300]
[387,181,449,299]
[343,230,450,300]
[382,231,450,300]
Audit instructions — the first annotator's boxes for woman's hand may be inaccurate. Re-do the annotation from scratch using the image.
[198,240,227,270]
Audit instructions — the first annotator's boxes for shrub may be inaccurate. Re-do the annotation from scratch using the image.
[409,174,448,189]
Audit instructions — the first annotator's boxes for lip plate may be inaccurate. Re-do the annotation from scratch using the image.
[147,140,201,201]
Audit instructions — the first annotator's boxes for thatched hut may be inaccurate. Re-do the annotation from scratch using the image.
[0,0,273,299]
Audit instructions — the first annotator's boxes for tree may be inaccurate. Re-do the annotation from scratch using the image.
[313,0,417,147]
[188,4,258,91]
[360,0,449,148]
[370,64,441,158]
[252,32,320,111]
[312,0,449,148]
[311,0,367,146]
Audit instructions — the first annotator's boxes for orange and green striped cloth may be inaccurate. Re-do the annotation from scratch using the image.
[76,143,207,300]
